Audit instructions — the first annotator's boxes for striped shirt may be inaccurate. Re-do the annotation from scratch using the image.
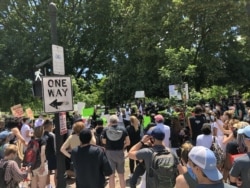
[0,159,27,188]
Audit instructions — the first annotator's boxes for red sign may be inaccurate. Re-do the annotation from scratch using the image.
[59,112,67,135]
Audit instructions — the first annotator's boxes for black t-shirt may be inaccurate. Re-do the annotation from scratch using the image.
[71,145,112,188]
[43,131,56,158]
[126,125,141,146]
[189,115,206,140]
[101,125,128,150]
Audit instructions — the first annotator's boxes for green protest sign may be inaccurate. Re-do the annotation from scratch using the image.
[143,116,151,128]
[82,107,94,117]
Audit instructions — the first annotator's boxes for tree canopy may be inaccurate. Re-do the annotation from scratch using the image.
[0,0,249,111]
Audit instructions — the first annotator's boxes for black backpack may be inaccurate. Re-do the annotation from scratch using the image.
[0,160,9,187]
[147,148,179,188]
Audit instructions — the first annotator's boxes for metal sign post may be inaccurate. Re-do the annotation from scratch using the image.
[49,2,67,187]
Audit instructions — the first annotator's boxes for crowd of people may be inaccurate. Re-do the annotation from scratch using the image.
[0,98,249,188]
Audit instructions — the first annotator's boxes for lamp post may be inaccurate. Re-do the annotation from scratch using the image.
[49,2,66,187]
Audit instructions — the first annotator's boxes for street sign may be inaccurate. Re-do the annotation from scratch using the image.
[52,44,65,75]
[42,76,73,113]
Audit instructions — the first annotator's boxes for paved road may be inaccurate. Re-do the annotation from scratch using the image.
[19,157,141,188]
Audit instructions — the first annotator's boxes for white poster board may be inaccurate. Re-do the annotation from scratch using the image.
[169,83,189,101]
[135,91,145,98]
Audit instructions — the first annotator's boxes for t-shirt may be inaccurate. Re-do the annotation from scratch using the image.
[154,123,171,147]
[196,134,213,148]
[43,131,56,158]
[189,115,206,141]
[229,153,250,188]
[21,124,31,144]
[196,182,236,188]
[136,145,167,173]
[101,125,128,150]
[71,145,112,188]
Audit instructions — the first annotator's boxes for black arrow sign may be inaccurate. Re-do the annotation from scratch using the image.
[49,99,64,109]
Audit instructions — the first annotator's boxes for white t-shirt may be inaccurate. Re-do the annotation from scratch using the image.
[196,134,213,148]
[21,124,31,144]
[155,123,171,147]
[213,119,225,150]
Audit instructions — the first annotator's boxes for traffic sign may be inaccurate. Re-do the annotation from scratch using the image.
[42,76,73,113]
[52,44,65,75]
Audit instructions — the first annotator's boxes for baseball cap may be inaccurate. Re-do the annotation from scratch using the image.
[154,114,164,122]
[238,125,250,138]
[188,146,222,181]
[0,130,12,140]
[147,128,165,141]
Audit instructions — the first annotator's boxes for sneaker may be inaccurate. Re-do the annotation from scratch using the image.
[47,184,53,188]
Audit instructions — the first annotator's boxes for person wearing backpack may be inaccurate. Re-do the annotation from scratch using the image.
[0,144,28,188]
[27,125,48,188]
[128,128,179,188]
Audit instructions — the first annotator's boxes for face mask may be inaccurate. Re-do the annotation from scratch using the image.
[187,164,196,180]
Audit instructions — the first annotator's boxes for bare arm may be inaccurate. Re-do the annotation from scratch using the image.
[128,135,150,160]
[124,136,130,149]
[60,137,71,158]
[11,127,26,145]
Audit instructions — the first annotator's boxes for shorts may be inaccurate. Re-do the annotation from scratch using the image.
[32,163,48,177]
[47,155,57,171]
[106,150,125,174]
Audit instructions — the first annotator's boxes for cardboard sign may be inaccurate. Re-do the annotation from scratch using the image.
[11,104,24,117]
[26,108,34,120]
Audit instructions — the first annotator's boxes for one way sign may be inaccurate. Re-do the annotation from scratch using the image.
[42,76,73,113]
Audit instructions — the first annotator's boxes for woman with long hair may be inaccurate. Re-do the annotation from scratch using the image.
[126,116,141,176]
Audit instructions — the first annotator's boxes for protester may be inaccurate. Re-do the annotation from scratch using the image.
[175,142,197,188]
[0,130,12,159]
[188,146,236,188]
[0,144,28,188]
[5,117,26,167]
[43,119,57,188]
[128,128,178,188]
[230,125,250,188]
[20,117,32,151]
[30,125,48,188]
[60,121,85,178]
[101,115,130,188]
[71,128,112,188]
[126,115,141,176]
[188,106,206,146]
[60,121,96,178]
[196,123,213,148]
[153,114,171,147]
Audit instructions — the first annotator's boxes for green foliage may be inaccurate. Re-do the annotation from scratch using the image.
[0,0,249,110]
